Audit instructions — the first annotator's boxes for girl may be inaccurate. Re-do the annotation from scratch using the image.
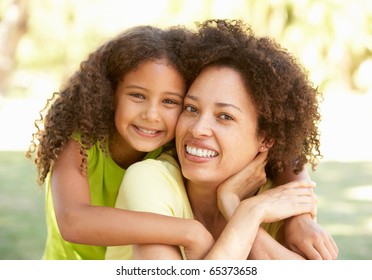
[26,24,214,259]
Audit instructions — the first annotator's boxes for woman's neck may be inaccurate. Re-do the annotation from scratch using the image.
[186,181,227,240]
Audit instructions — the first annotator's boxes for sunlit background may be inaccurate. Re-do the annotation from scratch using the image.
[1,0,371,259]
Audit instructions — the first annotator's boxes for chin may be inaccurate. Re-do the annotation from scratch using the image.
[183,172,221,187]
[133,142,162,153]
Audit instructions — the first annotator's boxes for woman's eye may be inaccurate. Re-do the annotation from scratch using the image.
[219,113,234,120]
[184,105,197,113]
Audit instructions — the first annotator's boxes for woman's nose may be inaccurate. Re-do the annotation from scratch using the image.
[188,115,212,138]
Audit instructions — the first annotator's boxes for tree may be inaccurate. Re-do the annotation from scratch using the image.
[0,0,28,96]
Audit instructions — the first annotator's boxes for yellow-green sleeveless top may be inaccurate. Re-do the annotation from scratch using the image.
[42,141,162,259]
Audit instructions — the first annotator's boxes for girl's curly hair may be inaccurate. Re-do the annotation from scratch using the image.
[26,25,196,185]
[189,19,322,179]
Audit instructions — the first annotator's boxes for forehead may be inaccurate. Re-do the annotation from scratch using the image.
[187,66,250,105]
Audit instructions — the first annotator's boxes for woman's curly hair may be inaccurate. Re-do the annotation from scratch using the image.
[189,19,322,179]
[26,25,196,185]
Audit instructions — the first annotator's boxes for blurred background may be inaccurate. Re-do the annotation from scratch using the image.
[0,0,371,259]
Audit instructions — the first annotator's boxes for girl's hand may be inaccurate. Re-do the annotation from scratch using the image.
[217,151,268,219]
[283,214,339,260]
[249,180,317,224]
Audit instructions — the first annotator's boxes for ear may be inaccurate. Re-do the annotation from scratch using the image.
[258,138,275,152]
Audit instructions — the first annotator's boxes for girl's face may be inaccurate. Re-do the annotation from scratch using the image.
[114,58,185,152]
[176,66,266,187]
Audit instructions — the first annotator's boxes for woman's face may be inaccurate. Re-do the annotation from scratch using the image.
[176,66,266,186]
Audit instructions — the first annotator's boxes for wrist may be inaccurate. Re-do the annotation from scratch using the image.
[217,190,240,220]
[239,199,265,224]
[284,213,312,226]
[182,219,210,247]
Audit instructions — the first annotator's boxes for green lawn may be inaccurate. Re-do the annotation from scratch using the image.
[0,151,46,259]
[1,151,371,259]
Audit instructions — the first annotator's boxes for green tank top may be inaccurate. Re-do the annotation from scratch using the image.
[42,141,162,259]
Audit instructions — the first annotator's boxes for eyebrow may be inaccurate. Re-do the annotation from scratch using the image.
[126,85,184,99]
[185,94,242,112]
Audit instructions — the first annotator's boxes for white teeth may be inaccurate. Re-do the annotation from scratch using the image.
[136,126,158,135]
[186,145,217,158]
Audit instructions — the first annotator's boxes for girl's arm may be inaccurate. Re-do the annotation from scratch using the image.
[282,213,338,259]
[275,168,339,260]
[248,227,304,259]
[51,140,213,259]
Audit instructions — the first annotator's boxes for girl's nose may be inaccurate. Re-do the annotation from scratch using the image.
[141,104,160,122]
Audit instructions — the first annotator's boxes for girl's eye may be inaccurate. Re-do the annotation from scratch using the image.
[130,93,145,99]
[163,99,178,105]
[219,113,234,121]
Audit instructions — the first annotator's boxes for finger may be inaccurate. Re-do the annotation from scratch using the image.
[331,237,339,257]
[295,243,322,260]
[280,186,317,199]
[325,236,339,259]
[288,202,317,218]
[233,152,267,176]
[281,180,317,192]
[313,241,333,260]
[287,244,309,259]
[253,150,268,166]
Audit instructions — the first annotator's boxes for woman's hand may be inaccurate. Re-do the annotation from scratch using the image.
[217,151,268,220]
[248,180,317,224]
[283,214,338,259]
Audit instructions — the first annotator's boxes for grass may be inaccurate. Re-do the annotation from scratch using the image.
[309,161,372,260]
[0,151,46,260]
[1,151,371,259]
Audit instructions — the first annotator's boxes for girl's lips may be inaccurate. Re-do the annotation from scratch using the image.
[133,125,162,137]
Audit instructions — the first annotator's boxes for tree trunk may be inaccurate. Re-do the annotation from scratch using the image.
[0,0,29,96]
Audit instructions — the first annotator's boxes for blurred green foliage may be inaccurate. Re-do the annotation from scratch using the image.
[1,0,372,98]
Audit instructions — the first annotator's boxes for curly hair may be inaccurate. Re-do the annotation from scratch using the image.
[189,19,322,179]
[26,25,196,185]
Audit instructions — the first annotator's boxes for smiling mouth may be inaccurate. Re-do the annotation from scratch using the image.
[134,125,161,135]
[186,145,218,158]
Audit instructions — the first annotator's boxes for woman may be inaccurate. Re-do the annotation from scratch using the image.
[105,19,338,260]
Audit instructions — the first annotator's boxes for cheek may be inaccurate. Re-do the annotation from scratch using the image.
[114,102,131,123]
[175,117,187,149]
[223,133,261,167]
[165,108,182,128]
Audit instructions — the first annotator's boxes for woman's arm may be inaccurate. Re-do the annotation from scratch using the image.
[133,180,316,260]
[217,151,268,219]
[217,157,337,260]
[203,181,316,259]
[51,140,213,259]
[216,152,302,259]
